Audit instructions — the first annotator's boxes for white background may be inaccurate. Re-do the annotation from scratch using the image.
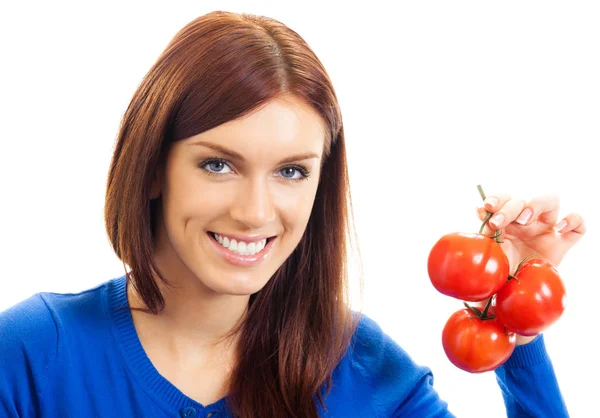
[1,1,598,416]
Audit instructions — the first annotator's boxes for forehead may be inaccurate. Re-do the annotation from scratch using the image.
[183,97,326,159]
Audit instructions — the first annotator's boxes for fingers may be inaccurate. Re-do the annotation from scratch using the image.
[476,193,585,239]
[512,195,560,227]
[480,195,526,230]
[482,194,511,213]
[556,212,586,236]
[476,206,488,222]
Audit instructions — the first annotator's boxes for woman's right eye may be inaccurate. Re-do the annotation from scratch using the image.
[200,158,233,175]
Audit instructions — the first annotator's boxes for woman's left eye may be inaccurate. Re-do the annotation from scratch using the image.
[278,166,309,181]
[200,159,233,174]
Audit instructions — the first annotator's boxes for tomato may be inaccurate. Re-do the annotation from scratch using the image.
[442,308,516,373]
[428,232,510,301]
[495,258,566,336]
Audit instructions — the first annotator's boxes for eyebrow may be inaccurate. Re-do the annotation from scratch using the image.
[188,140,321,164]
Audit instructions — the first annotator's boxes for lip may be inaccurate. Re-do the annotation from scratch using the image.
[207,232,276,267]
[211,231,274,244]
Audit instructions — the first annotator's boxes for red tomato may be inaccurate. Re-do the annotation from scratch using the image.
[442,308,516,373]
[428,232,510,301]
[495,258,566,336]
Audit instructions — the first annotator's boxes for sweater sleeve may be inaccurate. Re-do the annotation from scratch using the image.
[356,315,569,417]
[351,314,457,417]
[494,334,569,417]
[0,294,58,417]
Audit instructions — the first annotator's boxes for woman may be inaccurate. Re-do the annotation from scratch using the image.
[0,11,583,417]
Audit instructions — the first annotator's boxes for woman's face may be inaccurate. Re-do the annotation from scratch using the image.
[152,96,326,296]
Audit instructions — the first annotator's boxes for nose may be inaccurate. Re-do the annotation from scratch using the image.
[229,177,276,230]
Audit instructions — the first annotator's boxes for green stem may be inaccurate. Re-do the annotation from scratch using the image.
[463,302,481,316]
[477,184,502,243]
[477,184,487,201]
[463,300,496,320]
[481,297,493,317]
[479,212,493,234]
[513,252,541,275]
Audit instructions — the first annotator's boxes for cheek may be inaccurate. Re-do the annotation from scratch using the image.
[162,176,229,233]
[276,182,320,231]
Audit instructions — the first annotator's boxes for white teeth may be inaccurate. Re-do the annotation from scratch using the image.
[213,233,268,256]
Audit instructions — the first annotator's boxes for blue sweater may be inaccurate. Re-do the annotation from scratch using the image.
[0,276,568,417]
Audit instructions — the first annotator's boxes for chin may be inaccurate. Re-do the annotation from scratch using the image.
[204,273,271,296]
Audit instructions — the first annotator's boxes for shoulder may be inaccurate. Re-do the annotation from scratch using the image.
[0,278,118,362]
[0,292,57,355]
[36,279,115,326]
[0,278,122,414]
[0,292,58,413]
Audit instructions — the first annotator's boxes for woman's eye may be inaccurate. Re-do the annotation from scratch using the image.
[278,166,309,180]
[201,159,233,174]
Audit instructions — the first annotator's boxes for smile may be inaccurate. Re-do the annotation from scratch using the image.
[208,232,276,267]
[211,232,268,256]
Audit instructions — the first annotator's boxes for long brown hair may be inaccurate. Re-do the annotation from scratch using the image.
[104,11,360,417]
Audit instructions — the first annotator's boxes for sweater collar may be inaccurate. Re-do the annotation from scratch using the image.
[107,275,229,416]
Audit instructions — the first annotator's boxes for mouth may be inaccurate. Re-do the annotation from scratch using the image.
[208,232,276,257]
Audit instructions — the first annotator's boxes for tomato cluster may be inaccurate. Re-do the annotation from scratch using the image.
[427,209,566,374]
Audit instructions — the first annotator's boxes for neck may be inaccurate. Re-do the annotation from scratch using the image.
[127,257,250,349]
[129,281,249,346]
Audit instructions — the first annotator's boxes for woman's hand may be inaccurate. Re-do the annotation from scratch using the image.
[476,193,586,345]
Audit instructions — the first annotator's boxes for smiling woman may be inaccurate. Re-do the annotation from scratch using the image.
[0,9,579,418]
[101,11,355,415]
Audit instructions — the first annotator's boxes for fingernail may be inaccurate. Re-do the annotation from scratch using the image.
[516,208,533,225]
[555,219,567,231]
[490,213,505,228]
[484,197,498,208]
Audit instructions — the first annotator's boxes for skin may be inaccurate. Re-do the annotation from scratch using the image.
[128,95,326,405]
[476,194,586,345]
